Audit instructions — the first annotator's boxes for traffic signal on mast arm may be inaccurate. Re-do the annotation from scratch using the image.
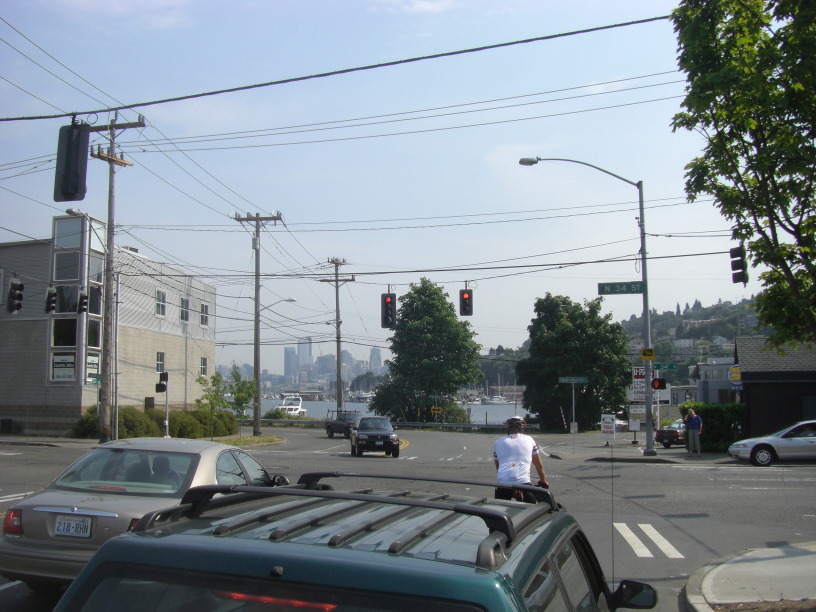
[651,378,666,390]
[45,287,58,313]
[730,244,749,285]
[6,280,24,313]
[459,289,473,316]
[381,293,396,328]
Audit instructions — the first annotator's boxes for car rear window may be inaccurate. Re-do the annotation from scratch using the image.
[52,448,198,497]
[61,563,486,612]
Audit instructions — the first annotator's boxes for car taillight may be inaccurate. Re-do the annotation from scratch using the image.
[127,518,140,532]
[3,509,23,535]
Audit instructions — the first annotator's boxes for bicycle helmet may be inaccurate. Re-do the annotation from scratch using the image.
[506,416,526,430]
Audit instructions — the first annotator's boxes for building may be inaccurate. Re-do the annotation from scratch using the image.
[0,215,216,435]
[735,336,816,436]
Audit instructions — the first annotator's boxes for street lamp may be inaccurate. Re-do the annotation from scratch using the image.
[518,157,656,456]
[253,297,296,436]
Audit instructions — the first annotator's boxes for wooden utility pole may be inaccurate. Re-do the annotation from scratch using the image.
[233,212,282,436]
[320,258,354,411]
[89,113,145,442]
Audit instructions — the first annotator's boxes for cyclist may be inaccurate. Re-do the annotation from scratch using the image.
[493,416,549,503]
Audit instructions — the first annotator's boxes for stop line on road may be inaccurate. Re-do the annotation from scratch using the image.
[613,522,684,559]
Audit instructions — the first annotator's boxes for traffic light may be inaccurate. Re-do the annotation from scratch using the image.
[45,287,58,313]
[156,371,168,393]
[78,291,89,313]
[730,244,749,285]
[7,280,24,313]
[381,293,396,329]
[651,378,666,390]
[54,122,90,202]
[459,289,473,316]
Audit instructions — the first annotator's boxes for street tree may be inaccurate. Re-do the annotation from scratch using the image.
[672,0,816,346]
[225,363,255,420]
[516,294,631,431]
[371,278,482,421]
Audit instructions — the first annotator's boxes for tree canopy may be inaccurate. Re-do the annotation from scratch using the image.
[370,278,482,421]
[516,294,631,431]
[672,0,816,346]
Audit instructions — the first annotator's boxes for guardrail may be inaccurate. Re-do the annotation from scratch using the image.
[250,419,538,431]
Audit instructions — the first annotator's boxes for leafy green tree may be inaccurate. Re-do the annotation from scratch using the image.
[371,278,482,421]
[516,294,631,431]
[194,372,231,412]
[672,0,816,346]
[225,363,255,419]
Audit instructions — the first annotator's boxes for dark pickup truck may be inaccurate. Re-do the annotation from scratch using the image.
[324,410,360,438]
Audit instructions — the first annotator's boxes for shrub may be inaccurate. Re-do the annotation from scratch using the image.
[69,405,100,438]
[169,411,204,439]
[678,402,743,452]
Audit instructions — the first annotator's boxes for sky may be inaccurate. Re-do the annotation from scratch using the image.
[0,0,763,376]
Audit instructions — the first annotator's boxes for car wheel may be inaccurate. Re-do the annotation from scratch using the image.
[392,446,400,458]
[662,441,671,448]
[327,430,334,438]
[750,445,775,467]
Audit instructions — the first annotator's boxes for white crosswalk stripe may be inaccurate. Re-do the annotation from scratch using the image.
[614,522,685,559]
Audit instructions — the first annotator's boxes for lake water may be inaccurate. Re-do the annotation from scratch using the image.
[261,398,525,425]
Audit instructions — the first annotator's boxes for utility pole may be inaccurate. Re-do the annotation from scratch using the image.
[320,258,354,411]
[89,113,145,443]
[233,211,282,436]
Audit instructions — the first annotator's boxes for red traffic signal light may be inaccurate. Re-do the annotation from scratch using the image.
[381,293,396,328]
[459,289,473,316]
[651,378,666,390]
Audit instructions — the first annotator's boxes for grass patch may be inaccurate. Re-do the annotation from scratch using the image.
[217,434,285,447]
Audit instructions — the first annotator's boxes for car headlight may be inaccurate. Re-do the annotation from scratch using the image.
[730,443,747,449]
[390,434,398,441]
[357,434,368,440]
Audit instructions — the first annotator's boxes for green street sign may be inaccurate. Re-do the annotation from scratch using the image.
[652,363,678,370]
[559,376,588,383]
[597,281,646,295]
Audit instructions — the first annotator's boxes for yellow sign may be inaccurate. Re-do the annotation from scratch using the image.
[641,348,655,361]
[430,406,443,413]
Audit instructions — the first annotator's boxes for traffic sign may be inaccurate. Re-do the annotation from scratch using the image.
[641,348,654,361]
[598,281,646,295]
[558,376,588,383]
[430,406,442,414]
[652,363,678,370]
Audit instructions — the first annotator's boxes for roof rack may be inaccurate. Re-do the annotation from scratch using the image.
[133,472,560,569]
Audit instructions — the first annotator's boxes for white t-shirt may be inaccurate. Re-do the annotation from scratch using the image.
[493,433,540,485]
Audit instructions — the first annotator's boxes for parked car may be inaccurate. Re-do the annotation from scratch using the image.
[0,438,288,590]
[655,419,686,448]
[728,420,816,466]
[54,473,657,611]
[350,416,400,457]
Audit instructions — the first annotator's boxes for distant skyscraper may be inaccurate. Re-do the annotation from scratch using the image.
[284,347,298,379]
[369,348,382,374]
[298,337,313,367]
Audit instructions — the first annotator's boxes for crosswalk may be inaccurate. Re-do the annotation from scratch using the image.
[614,522,684,559]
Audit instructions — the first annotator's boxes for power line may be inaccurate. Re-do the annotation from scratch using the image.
[0,16,671,122]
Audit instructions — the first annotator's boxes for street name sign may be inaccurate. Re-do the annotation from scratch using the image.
[598,281,646,295]
[559,376,588,383]
[651,363,678,370]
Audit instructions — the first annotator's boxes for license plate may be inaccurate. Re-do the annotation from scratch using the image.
[55,515,92,538]
[375,441,384,446]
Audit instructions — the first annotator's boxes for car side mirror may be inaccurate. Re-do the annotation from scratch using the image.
[266,473,289,487]
[609,580,657,609]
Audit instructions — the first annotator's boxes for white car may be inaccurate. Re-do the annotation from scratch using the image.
[728,420,816,466]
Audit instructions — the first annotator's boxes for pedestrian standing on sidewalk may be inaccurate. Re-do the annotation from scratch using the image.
[685,409,703,457]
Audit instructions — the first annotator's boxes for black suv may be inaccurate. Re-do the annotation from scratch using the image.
[350,415,400,457]
[54,473,656,611]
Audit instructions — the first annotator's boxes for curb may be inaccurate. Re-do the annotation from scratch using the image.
[683,560,717,612]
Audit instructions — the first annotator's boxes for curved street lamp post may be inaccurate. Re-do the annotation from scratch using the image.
[519,157,655,456]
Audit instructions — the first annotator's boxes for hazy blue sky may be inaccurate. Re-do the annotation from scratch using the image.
[1,1,759,375]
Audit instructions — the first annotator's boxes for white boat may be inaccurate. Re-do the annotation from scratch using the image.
[481,395,508,405]
[280,395,307,416]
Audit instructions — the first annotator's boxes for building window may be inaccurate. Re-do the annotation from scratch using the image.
[51,352,76,381]
[155,290,166,317]
[54,252,80,281]
[200,303,209,327]
[156,352,165,373]
[87,319,101,348]
[52,319,77,347]
[200,357,208,376]
[180,297,190,323]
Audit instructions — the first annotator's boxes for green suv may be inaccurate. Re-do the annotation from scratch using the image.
[54,473,656,611]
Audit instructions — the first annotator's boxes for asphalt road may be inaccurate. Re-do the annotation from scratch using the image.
[2,428,815,611]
